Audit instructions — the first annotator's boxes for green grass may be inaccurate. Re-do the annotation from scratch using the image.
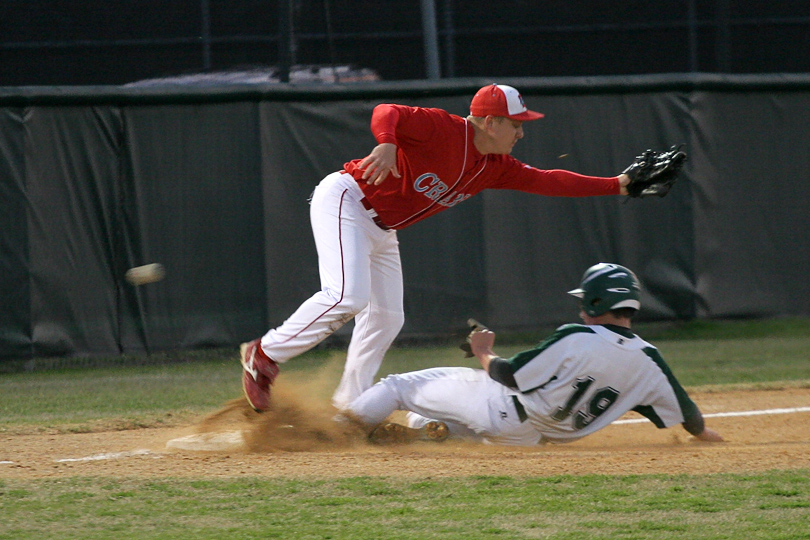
[1,317,810,539]
[1,473,809,539]
[0,360,245,432]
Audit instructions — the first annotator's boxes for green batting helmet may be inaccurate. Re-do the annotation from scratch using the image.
[568,263,641,317]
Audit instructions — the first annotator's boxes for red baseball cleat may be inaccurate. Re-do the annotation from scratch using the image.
[240,339,280,412]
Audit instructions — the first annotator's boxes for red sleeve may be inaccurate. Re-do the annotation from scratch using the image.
[370,104,445,146]
[528,169,620,196]
[370,104,400,145]
[491,158,621,197]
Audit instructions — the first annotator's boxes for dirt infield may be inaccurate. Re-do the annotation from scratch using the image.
[2,385,809,480]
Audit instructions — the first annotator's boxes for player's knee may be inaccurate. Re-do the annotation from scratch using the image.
[377,373,406,396]
[326,290,370,315]
[343,295,371,316]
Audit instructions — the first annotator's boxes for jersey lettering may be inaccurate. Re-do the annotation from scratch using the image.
[414,173,470,207]
[551,377,594,421]
[552,376,621,430]
[574,386,620,429]
[425,181,449,200]
[439,192,471,207]
[414,173,442,195]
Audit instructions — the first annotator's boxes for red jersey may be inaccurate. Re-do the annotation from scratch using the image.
[343,104,620,230]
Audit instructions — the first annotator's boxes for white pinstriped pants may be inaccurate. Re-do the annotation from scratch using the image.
[259,172,404,410]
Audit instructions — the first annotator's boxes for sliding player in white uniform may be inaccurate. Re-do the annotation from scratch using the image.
[347,263,724,445]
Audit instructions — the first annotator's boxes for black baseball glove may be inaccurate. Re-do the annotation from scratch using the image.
[622,145,687,198]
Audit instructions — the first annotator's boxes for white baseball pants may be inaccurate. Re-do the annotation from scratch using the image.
[347,367,543,446]
[259,172,405,410]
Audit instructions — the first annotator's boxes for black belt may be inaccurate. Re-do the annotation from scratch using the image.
[511,395,528,423]
[360,197,390,231]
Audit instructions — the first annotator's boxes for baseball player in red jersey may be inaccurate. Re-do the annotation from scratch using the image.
[241,84,633,413]
[346,263,724,446]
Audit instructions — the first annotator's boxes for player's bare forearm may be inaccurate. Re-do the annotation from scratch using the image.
[477,352,500,371]
[470,329,498,370]
[618,173,630,195]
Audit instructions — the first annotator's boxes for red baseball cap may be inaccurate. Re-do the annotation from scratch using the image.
[470,84,544,121]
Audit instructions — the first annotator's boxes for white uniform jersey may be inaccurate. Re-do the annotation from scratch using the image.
[511,324,698,443]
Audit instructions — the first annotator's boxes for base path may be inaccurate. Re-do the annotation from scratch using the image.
[2,387,809,480]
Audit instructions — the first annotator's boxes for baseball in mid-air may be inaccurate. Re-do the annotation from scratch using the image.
[125,263,165,285]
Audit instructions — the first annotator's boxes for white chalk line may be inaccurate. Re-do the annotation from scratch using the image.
[55,449,161,463]
[614,406,810,425]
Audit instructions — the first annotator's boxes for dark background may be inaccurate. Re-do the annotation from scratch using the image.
[2,1,810,361]
[2,1,810,86]
[3,77,810,360]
